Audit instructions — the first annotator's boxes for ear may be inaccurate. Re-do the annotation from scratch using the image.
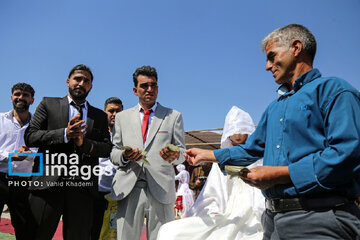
[133,87,138,96]
[291,40,303,57]
[66,78,70,87]
[30,97,34,105]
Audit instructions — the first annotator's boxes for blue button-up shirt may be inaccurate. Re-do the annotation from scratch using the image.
[214,69,360,199]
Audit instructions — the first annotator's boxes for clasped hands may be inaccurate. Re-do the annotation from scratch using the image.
[66,113,86,146]
[122,146,180,163]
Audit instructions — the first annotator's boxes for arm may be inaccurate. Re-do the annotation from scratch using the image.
[288,91,360,195]
[24,99,65,147]
[110,113,126,166]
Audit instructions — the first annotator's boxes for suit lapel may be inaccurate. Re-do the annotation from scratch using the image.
[60,96,69,127]
[130,106,143,147]
[86,103,94,137]
[144,103,167,150]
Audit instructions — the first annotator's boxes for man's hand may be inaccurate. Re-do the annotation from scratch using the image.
[184,148,217,166]
[239,166,291,190]
[11,145,32,161]
[122,147,145,162]
[66,113,87,146]
[160,147,180,163]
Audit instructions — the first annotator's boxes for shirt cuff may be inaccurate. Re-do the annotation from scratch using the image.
[64,128,69,143]
[288,154,322,195]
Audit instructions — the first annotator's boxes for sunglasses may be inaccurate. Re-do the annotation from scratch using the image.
[139,82,158,89]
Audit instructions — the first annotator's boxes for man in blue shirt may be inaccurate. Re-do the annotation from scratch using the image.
[185,24,360,239]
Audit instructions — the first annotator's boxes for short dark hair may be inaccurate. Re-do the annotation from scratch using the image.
[104,97,123,110]
[11,83,35,97]
[132,65,158,87]
[68,64,94,82]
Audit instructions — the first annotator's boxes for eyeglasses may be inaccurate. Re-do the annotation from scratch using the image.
[139,82,158,89]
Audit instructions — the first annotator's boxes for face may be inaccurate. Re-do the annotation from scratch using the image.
[265,39,296,85]
[133,75,158,108]
[67,70,92,101]
[230,134,248,146]
[11,90,34,113]
[105,103,123,127]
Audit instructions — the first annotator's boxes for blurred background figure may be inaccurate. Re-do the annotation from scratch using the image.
[174,164,194,218]
[189,162,211,200]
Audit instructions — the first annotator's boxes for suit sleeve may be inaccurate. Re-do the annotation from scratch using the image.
[171,112,186,165]
[24,98,65,147]
[110,113,125,166]
[77,115,112,158]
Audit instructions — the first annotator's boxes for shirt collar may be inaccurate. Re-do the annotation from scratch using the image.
[292,68,322,92]
[5,110,32,126]
[67,95,88,110]
[138,102,158,113]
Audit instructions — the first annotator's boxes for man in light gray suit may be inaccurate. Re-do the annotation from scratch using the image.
[110,65,186,240]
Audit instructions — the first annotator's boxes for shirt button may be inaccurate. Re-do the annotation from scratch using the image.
[280,118,283,122]
[276,145,280,149]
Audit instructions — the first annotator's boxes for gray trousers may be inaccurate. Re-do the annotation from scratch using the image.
[116,182,174,240]
[262,202,360,239]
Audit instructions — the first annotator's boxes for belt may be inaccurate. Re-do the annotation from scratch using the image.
[266,196,349,213]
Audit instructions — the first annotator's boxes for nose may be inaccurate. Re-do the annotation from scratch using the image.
[265,61,272,71]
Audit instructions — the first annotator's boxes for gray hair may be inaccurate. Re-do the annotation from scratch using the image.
[260,24,317,62]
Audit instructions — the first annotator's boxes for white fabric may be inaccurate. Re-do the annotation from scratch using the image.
[157,161,264,240]
[175,164,194,218]
[221,106,256,149]
[157,106,265,240]
[0,110,37,173]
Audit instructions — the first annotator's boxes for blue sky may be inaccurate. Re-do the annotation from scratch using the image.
[1,0,359,131]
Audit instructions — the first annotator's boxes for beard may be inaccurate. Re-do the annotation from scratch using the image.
[13,100,29,113]
[68,86,89,101]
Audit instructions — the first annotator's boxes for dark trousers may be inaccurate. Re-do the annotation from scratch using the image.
[91,191,107,240]
[262,202,360,240]
[0,173,34,240]
[29,186,94,240]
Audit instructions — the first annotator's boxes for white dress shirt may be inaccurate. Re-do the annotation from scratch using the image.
[0,110,36,173]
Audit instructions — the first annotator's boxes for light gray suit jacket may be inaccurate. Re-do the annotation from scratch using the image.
[110,103,185,204]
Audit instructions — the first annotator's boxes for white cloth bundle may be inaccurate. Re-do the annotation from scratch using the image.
[157,106,265,240]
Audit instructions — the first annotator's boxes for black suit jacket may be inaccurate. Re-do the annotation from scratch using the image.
[24,96,112,194]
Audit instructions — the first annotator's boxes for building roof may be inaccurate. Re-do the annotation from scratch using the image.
[185,128,222,150]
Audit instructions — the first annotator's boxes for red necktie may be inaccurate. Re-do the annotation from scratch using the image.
[142,109,152,143]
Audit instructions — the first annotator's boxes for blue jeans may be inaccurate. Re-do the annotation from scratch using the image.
[262,202,360,239]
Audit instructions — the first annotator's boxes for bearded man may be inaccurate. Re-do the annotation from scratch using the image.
[25,64,112,240]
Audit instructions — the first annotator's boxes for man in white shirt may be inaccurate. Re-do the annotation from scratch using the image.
[0,82,35,240]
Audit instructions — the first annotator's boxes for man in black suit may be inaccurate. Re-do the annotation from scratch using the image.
[24,64,112,240]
